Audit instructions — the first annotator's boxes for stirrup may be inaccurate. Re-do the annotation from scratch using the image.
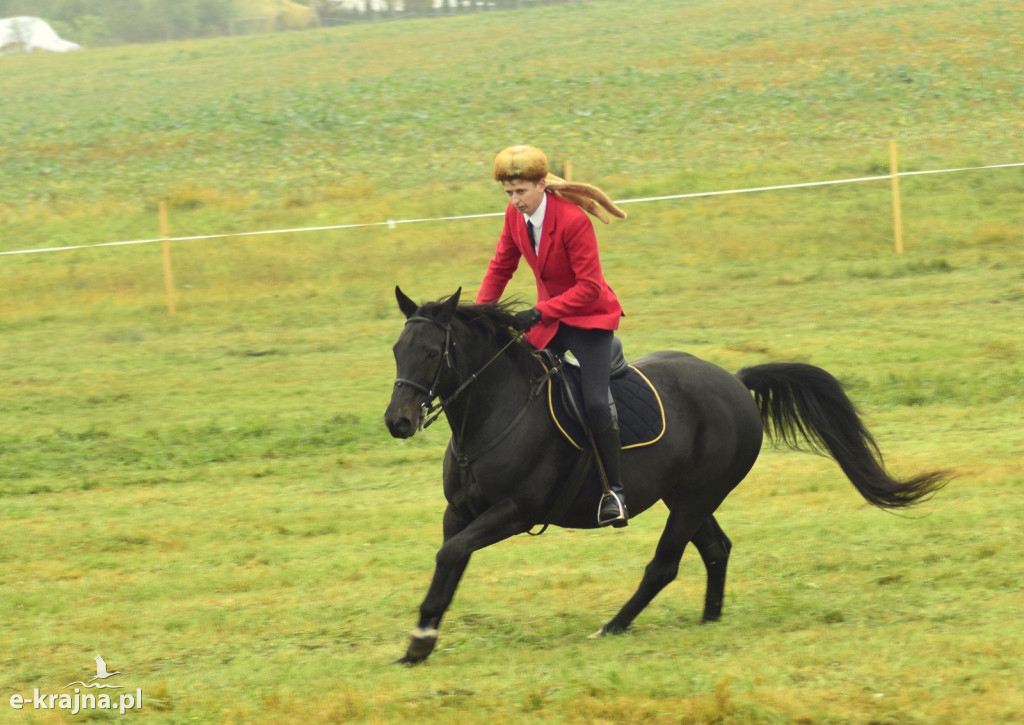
[597,490,628,528]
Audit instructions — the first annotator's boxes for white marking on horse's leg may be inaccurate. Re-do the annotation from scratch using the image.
[411,627,439,640]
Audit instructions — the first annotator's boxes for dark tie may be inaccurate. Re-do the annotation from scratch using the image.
[526,220,537,254]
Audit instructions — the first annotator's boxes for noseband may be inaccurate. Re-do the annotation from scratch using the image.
[392,315,523,430]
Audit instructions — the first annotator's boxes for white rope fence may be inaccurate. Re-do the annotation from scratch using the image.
[2,161,1021,258]
[614,162,1024,206]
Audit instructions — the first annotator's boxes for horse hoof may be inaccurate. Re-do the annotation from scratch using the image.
[400,627,438,664]
[587,627,607,640]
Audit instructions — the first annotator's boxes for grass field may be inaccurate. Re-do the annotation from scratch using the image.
[1,0,1023,722]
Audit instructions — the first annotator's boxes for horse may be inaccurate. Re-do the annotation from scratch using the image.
[384,286,949,665]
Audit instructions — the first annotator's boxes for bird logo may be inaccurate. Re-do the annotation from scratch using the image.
[64,655,124,689]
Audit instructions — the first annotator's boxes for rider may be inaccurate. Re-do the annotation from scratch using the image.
[475,145,628,527]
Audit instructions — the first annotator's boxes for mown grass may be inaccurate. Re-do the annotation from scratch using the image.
[1,0,1022,723]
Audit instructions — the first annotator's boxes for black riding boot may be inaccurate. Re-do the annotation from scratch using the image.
[594,423,628,528]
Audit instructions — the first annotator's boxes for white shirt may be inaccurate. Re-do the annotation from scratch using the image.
[523,193,548,255]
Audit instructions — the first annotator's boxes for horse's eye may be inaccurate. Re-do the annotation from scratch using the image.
[427,350,439,359]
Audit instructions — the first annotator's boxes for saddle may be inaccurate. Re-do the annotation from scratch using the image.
[535,339,666,450]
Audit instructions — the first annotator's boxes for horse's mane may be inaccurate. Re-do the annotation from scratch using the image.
[416,298,541,379]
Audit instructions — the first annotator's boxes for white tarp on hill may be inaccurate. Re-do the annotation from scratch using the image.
[0,17,82,54]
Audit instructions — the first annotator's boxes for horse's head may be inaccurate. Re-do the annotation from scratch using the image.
[385,286,462,438]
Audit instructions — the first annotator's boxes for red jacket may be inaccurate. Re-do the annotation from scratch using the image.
[476,191,623,349]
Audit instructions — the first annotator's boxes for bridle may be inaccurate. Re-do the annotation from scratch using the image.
[393,315,524,430]
[393,315,458,429]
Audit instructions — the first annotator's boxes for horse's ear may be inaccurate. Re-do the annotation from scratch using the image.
[395,286,419,319]
[437,287,462,324]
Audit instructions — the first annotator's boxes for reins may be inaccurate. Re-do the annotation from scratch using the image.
[393,315,525,431]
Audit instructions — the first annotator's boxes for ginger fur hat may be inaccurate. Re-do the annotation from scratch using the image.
[493,145,549,182]
[492,145,627,224]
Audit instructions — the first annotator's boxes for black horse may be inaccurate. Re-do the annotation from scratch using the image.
[384,287,948,665]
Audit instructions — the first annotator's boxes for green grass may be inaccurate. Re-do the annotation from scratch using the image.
[1,0,1023,722]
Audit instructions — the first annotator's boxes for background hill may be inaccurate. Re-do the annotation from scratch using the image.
[2,0,1020,246]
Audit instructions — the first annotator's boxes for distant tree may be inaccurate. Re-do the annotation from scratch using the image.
[101,0,235,42]
[0,0,236,44]
[404,0,433,15]
[0,0,56,17]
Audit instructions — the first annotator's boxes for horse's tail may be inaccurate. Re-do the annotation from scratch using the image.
[736,362,949,509]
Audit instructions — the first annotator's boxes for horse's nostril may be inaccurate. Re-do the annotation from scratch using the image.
[387,415,413,438]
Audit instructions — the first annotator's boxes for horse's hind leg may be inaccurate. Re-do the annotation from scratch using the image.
[595,507,698,636]
[691,514,732,623]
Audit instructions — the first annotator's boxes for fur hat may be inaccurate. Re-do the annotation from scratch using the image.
[493,145,627,224]
[493,145,549,182]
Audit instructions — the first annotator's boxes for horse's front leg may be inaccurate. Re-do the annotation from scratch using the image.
[398,498,529,665]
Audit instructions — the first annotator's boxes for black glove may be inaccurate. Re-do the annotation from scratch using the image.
[512,307,542,332]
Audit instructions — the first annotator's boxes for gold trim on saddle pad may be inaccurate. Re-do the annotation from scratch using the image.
[538,359,667,451]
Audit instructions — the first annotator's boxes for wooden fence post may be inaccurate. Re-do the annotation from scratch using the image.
[890,140,904,254]
[160,201,176,314]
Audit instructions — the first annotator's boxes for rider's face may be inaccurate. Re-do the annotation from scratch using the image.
[502,178,547,216]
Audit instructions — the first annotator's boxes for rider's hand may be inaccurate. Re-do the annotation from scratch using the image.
[512,308,542,332]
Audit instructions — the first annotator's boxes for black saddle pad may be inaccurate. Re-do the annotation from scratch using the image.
[543,363,666,450]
